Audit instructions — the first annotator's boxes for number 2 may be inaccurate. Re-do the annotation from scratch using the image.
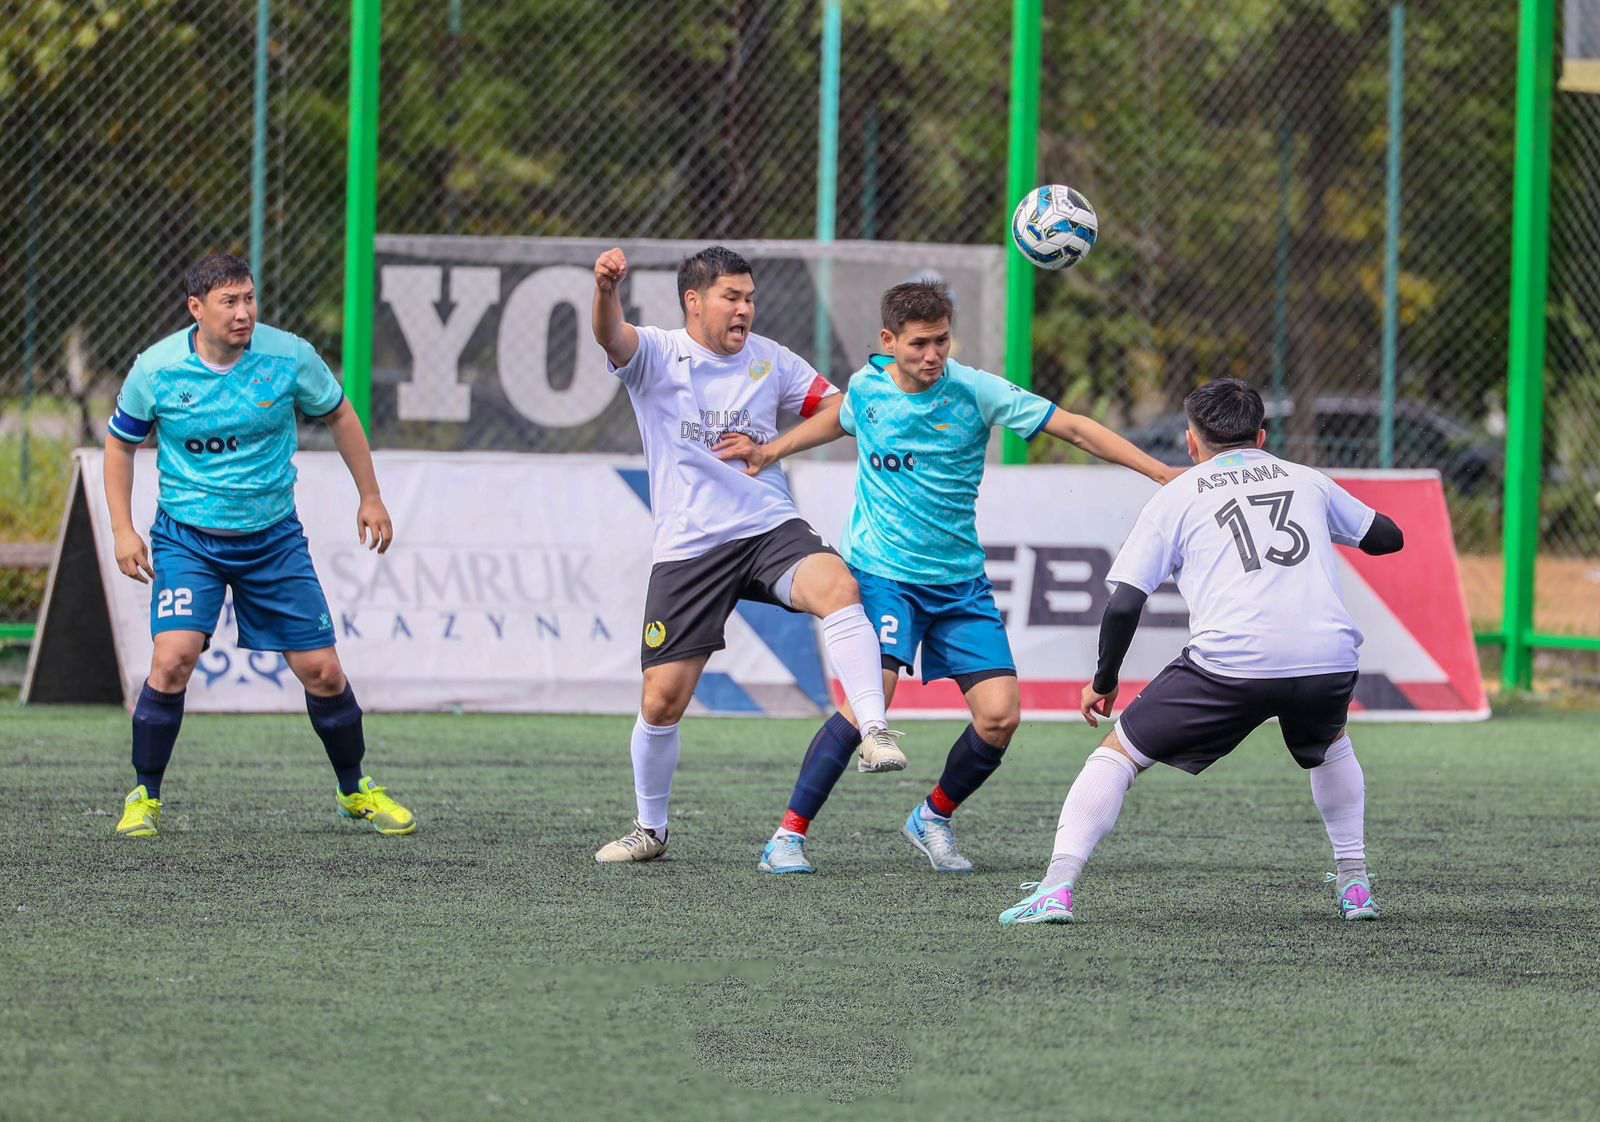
[1215,491,1310,572]
[878,614,900,647]
[157,588,193,618]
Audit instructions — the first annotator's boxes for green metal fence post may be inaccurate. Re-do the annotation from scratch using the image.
[1503,0,1555,692]
[1380,3,1404,468]
[1003,0,1042,465]
[813,0,841,382]
[251,0,270,294]
[341,0,382,432]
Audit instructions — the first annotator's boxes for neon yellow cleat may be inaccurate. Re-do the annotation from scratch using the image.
[336,776,416,835]
[116,785,162,838]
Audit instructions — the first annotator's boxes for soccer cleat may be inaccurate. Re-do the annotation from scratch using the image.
[336,776,416,835]
[116,785,162,838]
[857,726,907,773]
[999,881,1076,925]
[900,803,974,873]
[758,832,815,874]
[595,819,669,863]
[1334,873,1380,921]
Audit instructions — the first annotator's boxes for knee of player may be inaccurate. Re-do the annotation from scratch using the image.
[148,650,198,689]
[975,710,1020,747]
[640,686,691,726]
[295,653,346,695]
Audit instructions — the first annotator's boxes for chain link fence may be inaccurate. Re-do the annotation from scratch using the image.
[1542,79,1600,640]
[2,1,1596,668]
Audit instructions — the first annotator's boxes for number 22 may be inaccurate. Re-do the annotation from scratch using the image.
[157,588,193,618]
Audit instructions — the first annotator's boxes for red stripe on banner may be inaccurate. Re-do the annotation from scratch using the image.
[800,376,832,418]
[1332,475,1487,714]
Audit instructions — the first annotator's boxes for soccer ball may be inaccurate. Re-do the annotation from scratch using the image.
[1010,184,1098,270]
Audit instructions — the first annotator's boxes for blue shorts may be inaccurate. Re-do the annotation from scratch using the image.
[149,509,335,652]
[852,567,1015,685]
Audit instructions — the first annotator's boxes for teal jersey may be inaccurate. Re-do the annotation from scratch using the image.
[108,322,345,532]
[838,355,1055,583]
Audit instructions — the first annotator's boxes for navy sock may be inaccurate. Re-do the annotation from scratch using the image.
[926,724,1006,816]
[131,682,185,799]
[305,684,366,795]
[785,712,862,825]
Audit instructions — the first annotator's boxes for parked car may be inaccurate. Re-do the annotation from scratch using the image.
[1123,395,1501,494]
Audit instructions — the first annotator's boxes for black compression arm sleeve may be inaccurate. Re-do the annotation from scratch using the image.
[1092,583,1149,695]
[1359,512,1404,556]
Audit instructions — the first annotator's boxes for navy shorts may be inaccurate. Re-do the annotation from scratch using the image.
[1117,649,1357,774]
[149,509,335,652]
[853,567,1015,686]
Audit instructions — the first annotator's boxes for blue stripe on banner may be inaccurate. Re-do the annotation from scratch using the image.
[735,602,831,711]
[694,672,763,713]
[616,468,652,511]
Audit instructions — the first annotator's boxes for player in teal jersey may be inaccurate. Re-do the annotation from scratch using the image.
[717,281,1174,873]
[104,254,415,838]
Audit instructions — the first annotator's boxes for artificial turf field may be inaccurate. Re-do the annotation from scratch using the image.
[3,705,1596,1121]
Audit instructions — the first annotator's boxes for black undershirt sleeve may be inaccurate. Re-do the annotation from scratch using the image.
[1359,512,1404,556]
[1092,582,1149,695]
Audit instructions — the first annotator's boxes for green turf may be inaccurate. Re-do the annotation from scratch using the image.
[3,706,1597,1121]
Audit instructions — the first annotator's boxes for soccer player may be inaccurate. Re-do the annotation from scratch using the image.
[105,254,414,838]
[1000,378,1404,925]
[714,280,1176,874]
[589,245,902,864]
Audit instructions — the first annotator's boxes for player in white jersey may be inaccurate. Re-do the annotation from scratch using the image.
[1000,378,1405,926]
[590,245,902,863]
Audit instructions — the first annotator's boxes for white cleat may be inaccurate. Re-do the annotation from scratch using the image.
[857,727,907,773]
[901,804,974,873]
[595,819,669,863]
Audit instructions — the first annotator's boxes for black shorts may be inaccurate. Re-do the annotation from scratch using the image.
[1117,649,1357,774]
[639,519,837,669]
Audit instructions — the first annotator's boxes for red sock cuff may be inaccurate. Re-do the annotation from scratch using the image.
[781,809,811,835]
[927,785,959,816]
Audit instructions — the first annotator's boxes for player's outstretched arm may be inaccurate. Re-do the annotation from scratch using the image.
[1081,582,1149,726]
[592,247,640,369]
[712,394,848,476]
[322,399,393,553]
[103,434,154,583]
[1042,409,1179,485]
[1359,513,1404,555]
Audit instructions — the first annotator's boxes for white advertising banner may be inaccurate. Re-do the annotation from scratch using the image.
[66,451,1482,719]
[78,449,829,715]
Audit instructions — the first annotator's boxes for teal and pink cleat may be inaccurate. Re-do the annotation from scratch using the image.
[1339,876,1380,920]
[998,881,1075,925]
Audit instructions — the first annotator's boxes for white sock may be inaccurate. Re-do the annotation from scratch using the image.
[1309,735,1365,864]
[820,604,887,733]
[631,714,681,834]
[1044,747,1139,886]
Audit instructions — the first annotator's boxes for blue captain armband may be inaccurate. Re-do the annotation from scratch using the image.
[108,407,152,444]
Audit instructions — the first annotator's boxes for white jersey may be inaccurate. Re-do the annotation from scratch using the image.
[1107,447,1377,678]
[611,325,838,562]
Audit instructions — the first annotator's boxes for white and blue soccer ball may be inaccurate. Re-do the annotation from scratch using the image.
[1010,184,1098,270]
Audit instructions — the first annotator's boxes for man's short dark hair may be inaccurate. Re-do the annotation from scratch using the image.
[880,280,955,336]
[1184,378,1266,450]
[677,245,753,309]
[186,254,253,301]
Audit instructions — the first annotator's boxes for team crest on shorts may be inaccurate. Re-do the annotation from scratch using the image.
[748,359,772,382]
[644,620,668,648]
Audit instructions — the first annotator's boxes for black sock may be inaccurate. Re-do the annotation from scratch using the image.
[926,723,1006,815]
[131,682,185,799]
[786,712,862,824]
[305,684,366,795]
